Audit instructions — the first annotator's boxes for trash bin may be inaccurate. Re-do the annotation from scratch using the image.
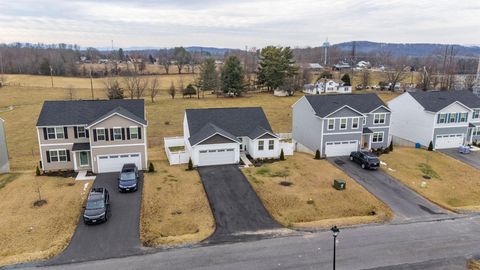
[333,179,346,190]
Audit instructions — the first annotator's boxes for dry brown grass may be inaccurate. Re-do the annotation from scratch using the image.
[140,154,214,246]
[243,153,392,228]
[469,260,480,270]
[0,173,91,266]
[380,147,480,211]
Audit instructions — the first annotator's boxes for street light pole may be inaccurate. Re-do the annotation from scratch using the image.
[331,225,340,270]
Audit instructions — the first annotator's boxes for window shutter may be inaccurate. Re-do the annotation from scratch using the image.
[110,128,114,141]
[121,128,126,140]
[66,150,71,162]
[138,127,142,139]
[43,128,48,140]
[126,128,130,140]
[93,129,97,142]
[46,151,51,163]
[105,129,109,141]
[86,129,90,138]
[74,126,78,138]
[64,127,68,139]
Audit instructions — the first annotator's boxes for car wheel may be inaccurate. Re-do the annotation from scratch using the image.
[361,163,366,169]
[349,156,354,161]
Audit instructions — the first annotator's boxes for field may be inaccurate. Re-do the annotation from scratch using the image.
[0,173,91,266]
[380,148,480,212]
[243,153,392,228]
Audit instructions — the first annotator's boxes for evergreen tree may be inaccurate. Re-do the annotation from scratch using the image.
[341,74,351,86]
[389,141,394,152]
[319,71,333,79]
[188,158,193,170]
[428,141,433,151]
[315,150,321,159]
[257,46,298,91]
[221,56,246,96]
[198,58,218,91]
[183,83,197,98]
[148,162,155,173]
[280,149,285,161]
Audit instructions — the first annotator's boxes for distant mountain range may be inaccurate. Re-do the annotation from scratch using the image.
[97,46,234,55]
[335,41,480,57]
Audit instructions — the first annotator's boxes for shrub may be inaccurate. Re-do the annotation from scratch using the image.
[35,166,41,176]
[148,162,155,173]
[187,158,193,170]
[314,149,321,160]
[280,149,285,161]
[428,141,433,151]
[389,141,394,152]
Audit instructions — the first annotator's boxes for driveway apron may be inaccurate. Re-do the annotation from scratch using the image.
[439,149,480,170]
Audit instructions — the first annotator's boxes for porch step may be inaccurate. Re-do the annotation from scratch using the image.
[240,153,253,168]
[75,170,96,181]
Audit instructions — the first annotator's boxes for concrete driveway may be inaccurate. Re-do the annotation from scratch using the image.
[439,148,480,169]
[198,165,283,243]
[46,172,144,265]
[329,157,450,222]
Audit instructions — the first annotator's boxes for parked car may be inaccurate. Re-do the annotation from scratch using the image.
[349,151,380,169]
[118,163,139,192]
[458,145,471,154]
[83,188,109,224]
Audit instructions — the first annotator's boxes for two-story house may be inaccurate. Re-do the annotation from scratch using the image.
[36,100,148,174]
[0,117,9,173]
[303,79,352,95]
[388,90,480,149]
[292,93,391,157]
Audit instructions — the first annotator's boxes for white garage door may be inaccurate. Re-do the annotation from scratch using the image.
[435,134,464,149]
[325,141,358,157]
[97,153,142,173]
[198,148,236,166]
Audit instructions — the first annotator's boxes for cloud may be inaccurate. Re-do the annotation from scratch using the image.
[0,0,478,48]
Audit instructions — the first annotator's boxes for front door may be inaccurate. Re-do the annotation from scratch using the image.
[361,134,371,150]
[79,151,89,167]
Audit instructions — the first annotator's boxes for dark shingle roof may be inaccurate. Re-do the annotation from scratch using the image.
[304,93,388,117]
[36,99,146,126]
[409,90,480,112]
[186,107,273,145]
[188,123,240,145]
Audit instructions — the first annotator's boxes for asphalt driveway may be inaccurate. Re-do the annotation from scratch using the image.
[439,148,480,169]
[46,172,144,265]
[198,165,283,243]
[329,157,450,222]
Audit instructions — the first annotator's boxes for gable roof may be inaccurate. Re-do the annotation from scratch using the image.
[186,107,273,145]
[409,90,480,112]
[304,93,388,118]
[36,99,146,127]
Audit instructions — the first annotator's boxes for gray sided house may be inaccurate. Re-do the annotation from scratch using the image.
[292,93,391,157]
[0,118,10,173]
[389,90,480,149]
[36,100,148,174]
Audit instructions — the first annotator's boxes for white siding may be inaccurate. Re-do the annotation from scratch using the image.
[191,142,240,166]
[248,137,281,159]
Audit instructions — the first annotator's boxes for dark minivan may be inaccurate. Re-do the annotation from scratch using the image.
[83,187,109,224]
[349,151,380,170]
[118,163,139,192]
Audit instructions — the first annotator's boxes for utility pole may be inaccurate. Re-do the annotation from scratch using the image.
[49,65,54,88]
[89,68,94,99]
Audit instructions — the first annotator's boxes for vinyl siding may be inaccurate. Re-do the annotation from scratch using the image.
[90,114,145,146]
[0,119,10,173]
[322,133,361,155]
[40,144,74,171]
[292,97,324,154]
[91,145,147,173]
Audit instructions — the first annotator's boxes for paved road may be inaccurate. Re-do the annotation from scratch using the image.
[329,157,449,221]
[197,165,283,243]
[439,148,480,169]
[14,216,480,270]
[46,172,144,265]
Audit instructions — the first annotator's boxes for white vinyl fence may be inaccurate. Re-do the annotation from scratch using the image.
[164,137,190,165]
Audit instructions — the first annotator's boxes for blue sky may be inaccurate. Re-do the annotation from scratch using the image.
[0,0,479,49]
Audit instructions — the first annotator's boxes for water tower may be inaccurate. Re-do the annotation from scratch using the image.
[322,38,330,66]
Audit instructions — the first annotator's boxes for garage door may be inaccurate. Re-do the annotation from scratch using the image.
[435,134,464,149]
[198,148,236,166]
[325,141,358,157]
[97,153,142,173]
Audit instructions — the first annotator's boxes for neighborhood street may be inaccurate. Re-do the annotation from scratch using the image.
[439,149,480,170]
[14,215,480,270]
[329,157,450,221]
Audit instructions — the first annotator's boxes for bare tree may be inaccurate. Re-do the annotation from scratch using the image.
[417,66,431,91]
[385,57,409,91]
[361,70,369,88]
[149,77,160,102]
[463,75,476,91]
[104,77,124,99]
[124,74,148,99]
[0,74,7,87]
[66,85,75,100]
[168,82,176,99]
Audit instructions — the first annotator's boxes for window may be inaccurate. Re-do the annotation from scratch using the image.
[340,118,347,130]
[473,109,480,119]
[268,140,274,150]
[352,118,359,129]
[77,126,86,138]
[363,117,366,125]
[49,149,67,162]
[459,113,468,123]
[372,132,384,143]
[327,119,335,130]
[437,114,447,124]
[473,128,480,136]
[113,128,122,140]
[130,127,139,139]
[374,114,386,124]
[258,140,264,151]
[449,113,457,123]
[96,129,105,140]
[47,127,64,139]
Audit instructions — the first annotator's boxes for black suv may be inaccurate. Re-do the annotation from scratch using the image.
[83,188,109,224]
[349,151,380,170]
[118,163,139,192]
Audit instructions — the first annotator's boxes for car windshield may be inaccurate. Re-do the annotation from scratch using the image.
[120,172,136,181]
[86,199,104,210]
